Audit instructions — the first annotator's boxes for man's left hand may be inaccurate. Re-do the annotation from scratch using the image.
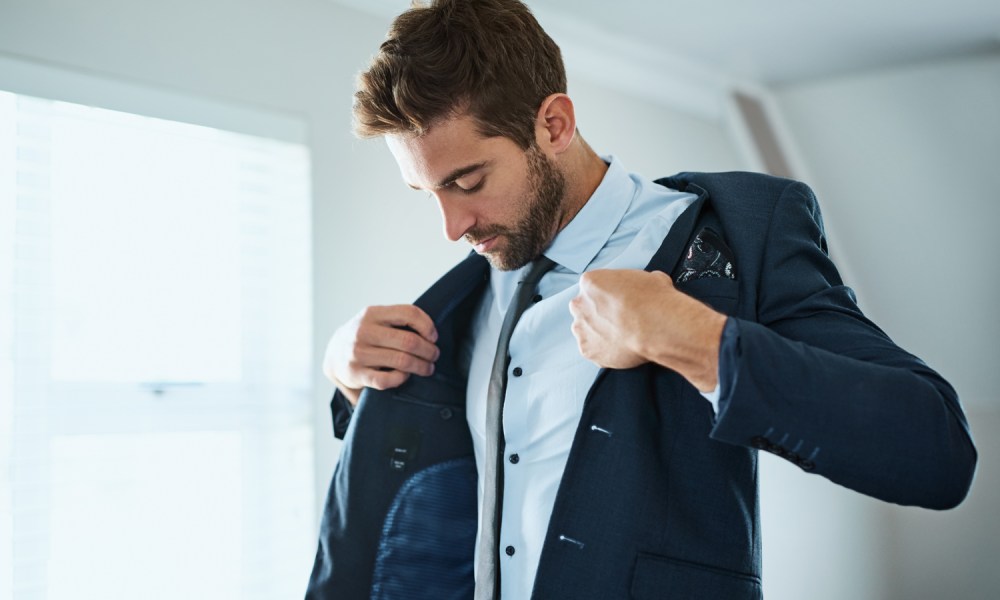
[569,269,727,392]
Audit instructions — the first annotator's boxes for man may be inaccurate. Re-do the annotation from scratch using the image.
[306,1,977,598]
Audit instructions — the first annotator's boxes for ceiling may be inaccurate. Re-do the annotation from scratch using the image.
[328,0,1000,120]
[330,0,1000,84]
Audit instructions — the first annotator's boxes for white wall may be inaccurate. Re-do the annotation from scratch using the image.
[567,76,743,175]
[775,53,1000,600]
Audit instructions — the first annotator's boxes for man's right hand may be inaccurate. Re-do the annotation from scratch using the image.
[323,304,440,406]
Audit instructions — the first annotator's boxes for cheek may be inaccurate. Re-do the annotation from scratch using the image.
[473,191,515,228]
[499,182,536,223]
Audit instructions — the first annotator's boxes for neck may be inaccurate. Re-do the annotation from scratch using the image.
[555,135,608,232]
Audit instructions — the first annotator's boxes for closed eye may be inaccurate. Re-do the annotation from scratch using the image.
[457,179,485,194]
[440,178,484,195]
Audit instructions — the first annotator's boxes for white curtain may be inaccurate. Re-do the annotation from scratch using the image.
[0,88,315,600]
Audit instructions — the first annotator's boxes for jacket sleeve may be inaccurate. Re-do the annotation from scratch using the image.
[709,180,977,510]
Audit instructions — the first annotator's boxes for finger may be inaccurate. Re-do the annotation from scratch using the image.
[568,295,583,318]
[578,272,615,306]
[578,270,597,294]
[570,312,597,352]
[569,282,598,311]
[362,368,411,391]
[354,345,435,377]
[370,304,438,343]
[359,325,440,363]
[570,313,586,343]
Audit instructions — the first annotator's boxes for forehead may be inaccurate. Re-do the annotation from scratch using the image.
[385,115,520,189]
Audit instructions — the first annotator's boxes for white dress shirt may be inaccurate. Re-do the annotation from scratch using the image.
[466,156,717,599]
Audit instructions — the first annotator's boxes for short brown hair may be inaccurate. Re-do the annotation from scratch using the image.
[353,0,566,149]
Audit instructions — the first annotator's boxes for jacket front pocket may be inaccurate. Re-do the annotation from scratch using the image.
[630,553,761,600]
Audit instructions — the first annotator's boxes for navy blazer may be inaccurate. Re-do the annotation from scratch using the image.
[306,172,977,600]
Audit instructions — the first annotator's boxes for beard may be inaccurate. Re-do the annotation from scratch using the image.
[464,146,566,271]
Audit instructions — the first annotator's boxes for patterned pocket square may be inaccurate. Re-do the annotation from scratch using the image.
[677,227,736,283]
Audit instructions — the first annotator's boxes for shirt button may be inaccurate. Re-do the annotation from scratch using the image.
[509,453,519,464]
[512,367,523,377]
[505,545,515,556]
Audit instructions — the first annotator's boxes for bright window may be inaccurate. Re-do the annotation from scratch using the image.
[0,83,314,599]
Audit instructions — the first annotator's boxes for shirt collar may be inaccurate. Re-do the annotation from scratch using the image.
[543,155,635,274]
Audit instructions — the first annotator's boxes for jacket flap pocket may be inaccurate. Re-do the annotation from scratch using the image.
[631,553,761,600]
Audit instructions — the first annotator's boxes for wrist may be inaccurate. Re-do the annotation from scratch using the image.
[640,306,726,392]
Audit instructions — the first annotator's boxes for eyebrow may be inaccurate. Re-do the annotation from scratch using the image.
[408,161,489,191]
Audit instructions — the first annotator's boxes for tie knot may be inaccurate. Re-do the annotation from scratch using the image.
[521,255,556,286]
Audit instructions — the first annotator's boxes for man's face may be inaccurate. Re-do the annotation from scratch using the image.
[386,114,566,271]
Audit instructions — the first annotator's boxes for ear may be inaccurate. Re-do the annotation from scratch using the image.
[534,93,576,155]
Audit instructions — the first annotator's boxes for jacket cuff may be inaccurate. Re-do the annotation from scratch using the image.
[714,317,741,421]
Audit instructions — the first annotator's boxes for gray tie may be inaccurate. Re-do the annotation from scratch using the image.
[475,255,557,600]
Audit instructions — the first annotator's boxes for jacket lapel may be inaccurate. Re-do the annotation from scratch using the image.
[412,252,490,324]
[582,184,710,398]
[644,181,709,275]
[400,252,490,390]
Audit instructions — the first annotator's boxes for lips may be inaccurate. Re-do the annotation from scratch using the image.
[473,236,498,253]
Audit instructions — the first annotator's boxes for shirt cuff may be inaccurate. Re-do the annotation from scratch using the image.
[701,317,740,415]
[699,383,722,414]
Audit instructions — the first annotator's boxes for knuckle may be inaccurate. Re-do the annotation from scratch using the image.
[397,304,420,323]
[358,305,380,324]
[347,346,365,367]
[390,352,413,372]
[377,371,406,390]
[398,332,419,353]
[369,371,397,390]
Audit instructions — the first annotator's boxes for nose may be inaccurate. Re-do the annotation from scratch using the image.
[435,194,476,242]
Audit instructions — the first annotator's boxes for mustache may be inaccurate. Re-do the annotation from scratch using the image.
[463,225,509,245]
